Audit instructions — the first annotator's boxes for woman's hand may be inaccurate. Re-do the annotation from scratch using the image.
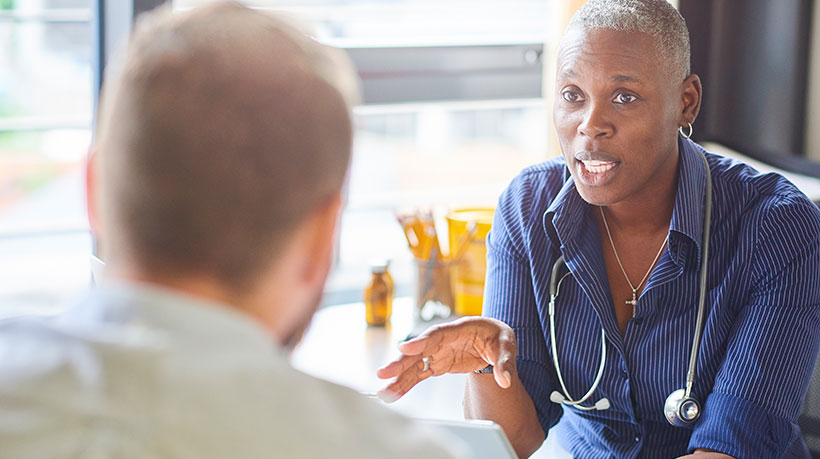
[376,316,517,401]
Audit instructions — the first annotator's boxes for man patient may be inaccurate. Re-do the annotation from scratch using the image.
[0,2,464,458]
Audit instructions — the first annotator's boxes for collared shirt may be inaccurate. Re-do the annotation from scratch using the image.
[485,138,820,458]
[0,282,465,459]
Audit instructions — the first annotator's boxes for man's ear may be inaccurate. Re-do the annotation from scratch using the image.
[681,74,703,126]
[299,192,343,288]
[85,148,102,240]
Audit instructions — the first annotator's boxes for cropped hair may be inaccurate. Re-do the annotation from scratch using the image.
[568,0,691,80]
[94,1,358,289]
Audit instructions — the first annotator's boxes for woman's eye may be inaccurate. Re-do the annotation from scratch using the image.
[614,93,637,104]
[562,90,582,102]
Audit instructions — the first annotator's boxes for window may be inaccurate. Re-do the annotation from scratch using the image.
[330,101,547,303]
[175,1,553,303]
[175,1,549,46]
[0,0,556,310]
[0,0,93,312]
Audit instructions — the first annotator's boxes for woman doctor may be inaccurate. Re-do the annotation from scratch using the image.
[377,1,820,458]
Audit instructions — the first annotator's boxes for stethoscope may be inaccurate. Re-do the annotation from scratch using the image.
[548,151,713,427]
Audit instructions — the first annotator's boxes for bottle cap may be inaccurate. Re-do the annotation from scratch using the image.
[369,259,390,274]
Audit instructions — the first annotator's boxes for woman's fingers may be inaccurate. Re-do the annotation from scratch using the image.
[376,352,421,379]
[494,324,518,388]
[473,320,517,389]
[376,332,438,379]
[398,324,448,355]
[377,356,433,402]
[375,317,519,398]
[378,325,454,380]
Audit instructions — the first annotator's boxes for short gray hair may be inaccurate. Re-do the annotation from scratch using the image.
[567,0,691,80]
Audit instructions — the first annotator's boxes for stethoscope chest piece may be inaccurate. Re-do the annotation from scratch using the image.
[664,388,701,426]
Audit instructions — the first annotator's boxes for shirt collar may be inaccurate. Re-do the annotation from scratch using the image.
[669,137,707,253]
[543,166,588,248]
[543,138,708,262]
[62,280,278,353]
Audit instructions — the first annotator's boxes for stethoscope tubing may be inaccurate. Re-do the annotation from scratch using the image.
[685,152,712,398]
[549,262,607,409]
[547,151,712,417]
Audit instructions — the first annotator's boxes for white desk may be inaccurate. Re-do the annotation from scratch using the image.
[292,298,468,420]
[292,297,569,458]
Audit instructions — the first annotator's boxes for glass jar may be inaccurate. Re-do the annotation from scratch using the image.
[364,262,393,327]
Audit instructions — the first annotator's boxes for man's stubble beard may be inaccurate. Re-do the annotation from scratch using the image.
[282,288,324,353]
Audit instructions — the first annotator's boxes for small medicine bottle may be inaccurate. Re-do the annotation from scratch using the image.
[364,261,393,326]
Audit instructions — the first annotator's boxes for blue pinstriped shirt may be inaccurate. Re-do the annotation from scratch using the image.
[484,138,820,458]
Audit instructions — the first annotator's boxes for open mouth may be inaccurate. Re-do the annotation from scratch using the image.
[580,160,617,174]
[573,155,620,187]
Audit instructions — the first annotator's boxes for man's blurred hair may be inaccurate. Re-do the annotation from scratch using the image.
[94,1,359,290]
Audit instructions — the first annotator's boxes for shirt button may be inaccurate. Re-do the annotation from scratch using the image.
[634,435,641,443]
[621,369,628,378]
[633,317,644,325]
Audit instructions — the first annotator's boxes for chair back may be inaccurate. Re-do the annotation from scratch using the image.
[800,352,820,458]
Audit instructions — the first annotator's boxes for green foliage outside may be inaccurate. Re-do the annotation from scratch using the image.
[0,101,30,158]
[18,166,59,193]
[0,131,42,158]
[0,0,13,11]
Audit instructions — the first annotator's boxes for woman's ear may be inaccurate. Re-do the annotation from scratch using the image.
[681,74,703,125]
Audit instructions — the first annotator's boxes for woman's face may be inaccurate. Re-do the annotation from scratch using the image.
[553,27,691,207]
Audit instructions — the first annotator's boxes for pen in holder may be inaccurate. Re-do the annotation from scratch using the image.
[414,247,454,323]
[398,208,493,323]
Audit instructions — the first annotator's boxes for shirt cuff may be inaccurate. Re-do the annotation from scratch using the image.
[687,392,803,458]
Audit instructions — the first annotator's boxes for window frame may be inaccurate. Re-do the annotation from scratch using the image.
[90,1,548,305]
[94,0,544,109]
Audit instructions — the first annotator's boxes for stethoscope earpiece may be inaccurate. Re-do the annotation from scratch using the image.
[594,398,610,410]
[550,391,610,411]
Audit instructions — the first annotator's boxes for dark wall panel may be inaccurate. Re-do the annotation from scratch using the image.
[680,0,813,158]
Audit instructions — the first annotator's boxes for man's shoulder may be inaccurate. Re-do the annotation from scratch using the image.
[0,313,100,388]
[0,312,131,456]
[0,299,173,413]
[166,352,465,458]
[0,298,464,459]
[276,374,465,458]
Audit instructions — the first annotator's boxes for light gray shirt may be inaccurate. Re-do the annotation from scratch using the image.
[0,282,465,459]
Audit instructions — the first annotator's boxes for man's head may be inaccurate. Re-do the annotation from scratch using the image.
[88,2,358,344]
[553,0,701,207]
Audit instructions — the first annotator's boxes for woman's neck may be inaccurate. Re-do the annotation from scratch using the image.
[601,154,679,235]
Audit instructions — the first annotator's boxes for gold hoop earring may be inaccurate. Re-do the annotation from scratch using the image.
[678,122,693,139]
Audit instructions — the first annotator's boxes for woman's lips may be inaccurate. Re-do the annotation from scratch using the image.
[575,159,620,186]
[581,160,616,174]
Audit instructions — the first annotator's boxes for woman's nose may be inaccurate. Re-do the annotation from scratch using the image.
[577,104,614,139]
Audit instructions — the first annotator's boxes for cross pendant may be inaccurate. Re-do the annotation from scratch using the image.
[625,290,638,317]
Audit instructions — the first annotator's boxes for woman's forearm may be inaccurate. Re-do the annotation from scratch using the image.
[464,371,545,458]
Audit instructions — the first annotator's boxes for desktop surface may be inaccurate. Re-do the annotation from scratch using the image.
[292,298,570,458]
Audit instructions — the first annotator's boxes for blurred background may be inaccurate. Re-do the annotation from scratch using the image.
[1,0,819,312]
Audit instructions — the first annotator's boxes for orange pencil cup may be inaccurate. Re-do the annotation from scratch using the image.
[446,208,494,316]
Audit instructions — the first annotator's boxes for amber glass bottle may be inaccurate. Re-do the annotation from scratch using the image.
[364,262,393,326]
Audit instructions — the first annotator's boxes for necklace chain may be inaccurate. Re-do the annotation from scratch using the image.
[599,206,669,313]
